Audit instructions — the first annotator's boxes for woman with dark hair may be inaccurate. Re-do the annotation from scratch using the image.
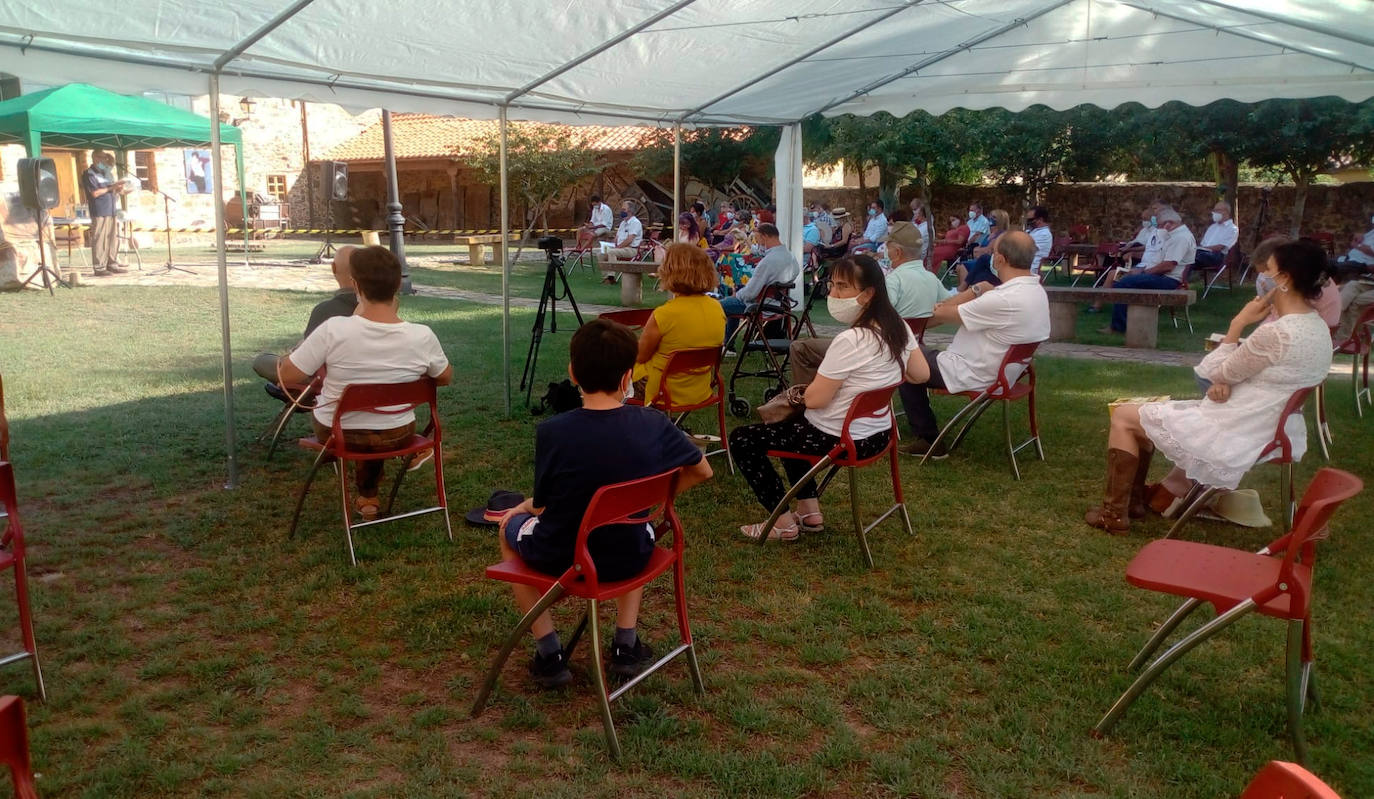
[676,212,703,247]
[1085,239,1334,535]
[729,255,929,541]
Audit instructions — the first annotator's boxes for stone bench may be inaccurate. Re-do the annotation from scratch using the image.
[600,259,658,305]
[1044,285,1196,349]
[455,234,519,266]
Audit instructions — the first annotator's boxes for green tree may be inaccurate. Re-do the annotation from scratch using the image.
[803,111,976,211]
[632,127,778,199]
[968,104,1128,208]
[470,124,599,242]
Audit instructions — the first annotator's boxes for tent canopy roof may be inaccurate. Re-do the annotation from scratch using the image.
[0,1,1371,127]
[0,82,242,150]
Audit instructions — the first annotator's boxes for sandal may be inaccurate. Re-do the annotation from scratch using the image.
[355,495,380,521]
[797,512,825,533]
[739,520,799,542]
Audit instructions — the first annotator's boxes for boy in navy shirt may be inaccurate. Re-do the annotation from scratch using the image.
[499,319,714,687]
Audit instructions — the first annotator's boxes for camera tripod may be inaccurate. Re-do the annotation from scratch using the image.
[520,247,584,405]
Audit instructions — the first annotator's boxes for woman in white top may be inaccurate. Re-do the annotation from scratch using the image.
[730,255,929,541]
[279,246,453,519]
[1085,239,1334,534]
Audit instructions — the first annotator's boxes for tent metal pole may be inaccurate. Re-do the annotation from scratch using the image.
[212,0,318,70]
[382,109,411,294]
[237,144,249,267]
[208,74,238,490]
[1189,0,1374,50]
[678,0,927,122]
[672,122,681,235]
[809,0,1075,117]
[502,0,699,104]
[499,105,511,417]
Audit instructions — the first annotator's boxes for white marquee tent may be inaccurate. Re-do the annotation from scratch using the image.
[2,0,1372,486]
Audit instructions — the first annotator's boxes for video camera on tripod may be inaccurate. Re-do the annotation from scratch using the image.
[520,235,585,405]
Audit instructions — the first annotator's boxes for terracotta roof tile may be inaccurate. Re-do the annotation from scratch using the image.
[322,114,659,162]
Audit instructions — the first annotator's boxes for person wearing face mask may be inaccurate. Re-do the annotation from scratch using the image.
[956,209,1010,291]
[1090,206,1165,312]
[967,202,991,242]
[729,255,929,541]
[601,200,645,283]
[897,231,1050,457]
[1100,206,1196,335]
[718,223,799,347]
[1086,239,1333,535]
[495,318,714,687]
[81,149,130,276]
[848,200,889,253]
[1195,200,1238,272]
[1023,205,1053,276]
[909,199,932,256]
[1333,213,1374,340]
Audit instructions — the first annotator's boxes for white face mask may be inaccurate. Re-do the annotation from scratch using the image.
[827,295,864,325]
[1211,212,1223,223]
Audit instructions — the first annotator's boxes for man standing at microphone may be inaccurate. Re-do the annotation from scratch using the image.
[81,150,129,276]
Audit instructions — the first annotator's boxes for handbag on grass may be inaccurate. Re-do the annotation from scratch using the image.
[756,383,808,424]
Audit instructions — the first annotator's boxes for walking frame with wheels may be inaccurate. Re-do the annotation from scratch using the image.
[725,282,799,419]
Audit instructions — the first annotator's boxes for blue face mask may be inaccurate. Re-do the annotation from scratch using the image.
[619,211,628,219]
[1149,215,1157,228]
[868,208,877,217]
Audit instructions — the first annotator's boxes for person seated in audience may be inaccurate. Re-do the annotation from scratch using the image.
[252,244,360,391]
[1195,200,1238,272]
[757,204,777,224]
[653,213,706,262]
[730,255,929,541]
[1252,237,1341,330]
[898,231,1050,458]
[813,202,838,243]
[718,222,799,345]
[1100,206,1195,335]
[930,215,971,274]
[690,201,710,241]
[967,202,991,242]
[576,194,614,251]
[1085,239,1333,534]
[1333,212,1374,339]
[633,244,726,404]
[909,198,931,247]
[849,199,889,253]
[1024,205,1054,276]
[1090,206,1163,312]
[956,209,1010,290]
[277,246,453,521]
[601,200,645,283]
[496,319,713,686]
[802,214,823,255]
[709,201,737,244]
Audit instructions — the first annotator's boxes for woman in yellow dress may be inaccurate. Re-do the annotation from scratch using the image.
[634,244,727,406]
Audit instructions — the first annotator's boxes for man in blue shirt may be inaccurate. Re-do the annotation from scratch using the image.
[81,150,129,276]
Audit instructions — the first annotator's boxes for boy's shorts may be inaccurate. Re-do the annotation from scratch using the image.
[503,512,654,581]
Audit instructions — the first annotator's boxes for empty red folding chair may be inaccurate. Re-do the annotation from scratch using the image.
[633,347,733,474]
[0,695,37,799]
[1332,306,1374,418]
[0,465,45,701]
[469,469,704,760]
[287,378,451,566]
[1094,467,1363,765]
[597,308,654,330]
[920,342,1044,479]
[1240,761,1342,799]
[753,383,912,569]
[1165,385,1316,538]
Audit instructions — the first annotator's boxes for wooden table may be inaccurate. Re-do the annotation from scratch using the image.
[455,234,519,266]
[1044,286,1195,349]
[600,259,658,305]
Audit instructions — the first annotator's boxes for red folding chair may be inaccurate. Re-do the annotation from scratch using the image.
[903,316,929,346]
[1165,385,1317,538]
[597,308,653,330]
[259,368,324,460]
[1094,467,1363,765]
[920,342,1044,480]
[0,465,45,701]
[0,696,37,799]
[287,378,451,566]
[1240,761,1342,799]
[469,469,704,760]
[1332,306,1374,418]
[1201,244,1242,300]
[634,347,733,474]
[754,383,913,569]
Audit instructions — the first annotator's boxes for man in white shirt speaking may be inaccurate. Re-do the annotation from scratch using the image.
[897,231,1051,457]
[1194,200,1238,273]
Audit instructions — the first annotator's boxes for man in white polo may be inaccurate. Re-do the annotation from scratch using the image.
[1194,200,1238,273]
[600,200,644,283]
[576,193,614,250]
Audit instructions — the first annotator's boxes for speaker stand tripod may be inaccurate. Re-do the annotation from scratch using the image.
[157,190,196,275]
[19,208,69,296]
[311,201,337,264]
[520,250,584,405]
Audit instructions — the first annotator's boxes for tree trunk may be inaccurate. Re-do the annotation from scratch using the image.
[1289,172,1309,238]
[877,164,899,216]
[1213,149,1239,214]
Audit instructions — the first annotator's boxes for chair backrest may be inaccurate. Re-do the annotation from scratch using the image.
[332,378,439,445]
[903,316,929,346]
[0,695,37,799]
[1240,760,1341,799]
[598,308,654,330]
[650,346,723,410]
[985,341,1041,398]
[1049,235,1072,258]
[1259,467,1363,617]
[834,383,902,461]
[569,469,683,594]
[1068,224,1090,241]
[1255,386,1315,465]
[0,463,25,556]
[1337,305,1374,350]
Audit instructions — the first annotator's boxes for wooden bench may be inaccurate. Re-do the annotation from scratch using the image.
[600,259,658,305]
[455,234,519,266]
[1044,286,1196,349]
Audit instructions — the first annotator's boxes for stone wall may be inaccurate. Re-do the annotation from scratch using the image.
[804,182,1374,248]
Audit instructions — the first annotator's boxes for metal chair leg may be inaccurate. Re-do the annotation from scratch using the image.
[847,468,874,569]
[1002,402,1021,480]
[1285,619,1309,765]
[1355,354,1365,419]
[889,446,914,536]
[673,551,705,694]
[1164,485,1220,539]
[384,459,408,517]
[1127,598,1204,671]
[1095,599,1257,736]
[1314,384,1331,461]
[756,456,834,547]
[13,565,45,702]
[946,397,996,454]
[470,583,567,717]
[337,455,357,567]
[585,600,623,760]
[919,395,988,466]
[287,455,328,539]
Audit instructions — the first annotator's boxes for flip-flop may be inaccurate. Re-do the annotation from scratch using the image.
[797,513,825,534]
[739,521,799,542]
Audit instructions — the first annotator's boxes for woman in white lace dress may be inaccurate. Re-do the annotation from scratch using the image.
[1085,239,1334,534]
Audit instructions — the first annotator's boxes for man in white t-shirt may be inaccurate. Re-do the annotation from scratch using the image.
[1194,200,1238,273]
[576,194,614,250]
[278,246,453,517]
[897,231,1050,457]
[1024,205,1053,275]
[849,199,889,253]
[602,200,643,260]
[1103,207,1196,335]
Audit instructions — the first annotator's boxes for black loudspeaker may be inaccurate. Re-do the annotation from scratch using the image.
[326,161,349,201]
[18,158,59,210]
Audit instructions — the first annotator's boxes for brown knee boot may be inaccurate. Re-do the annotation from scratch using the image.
[1129,446,1154,519]
[1085,447,1138,535]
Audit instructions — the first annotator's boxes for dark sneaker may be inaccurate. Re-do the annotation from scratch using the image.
[105,264,129,274]
[529,649,573,689]
[898,437,949,459]
[90,268,111,278]
[609,637,655,679]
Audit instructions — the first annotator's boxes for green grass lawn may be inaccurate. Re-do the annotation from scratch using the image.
[1,284,1371,798]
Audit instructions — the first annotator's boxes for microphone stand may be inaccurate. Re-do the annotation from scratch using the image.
[157,188,196,275]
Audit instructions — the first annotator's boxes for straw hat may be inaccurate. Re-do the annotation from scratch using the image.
[1200,489,1272,528]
